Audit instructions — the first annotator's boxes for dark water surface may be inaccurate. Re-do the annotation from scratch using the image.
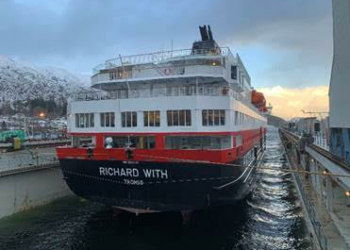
[0,128,311,250]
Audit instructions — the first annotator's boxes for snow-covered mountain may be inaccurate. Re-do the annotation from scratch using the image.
[0,55,89,103]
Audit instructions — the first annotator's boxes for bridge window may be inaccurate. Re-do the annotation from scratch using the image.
[121,112,137,127]
[144,111,160,127]
[202,110,225,126]
[75,113,94,128]
[100,112,115,127]
[167,110,191,126]
[165,135,231,150]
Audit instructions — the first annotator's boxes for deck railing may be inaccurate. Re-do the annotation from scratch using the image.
[92,47,234,75]
[69,86,261,115]
[91,64,228,86]
[70,86,237,101]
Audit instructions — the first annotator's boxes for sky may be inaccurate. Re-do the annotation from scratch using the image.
[0,0,333,119]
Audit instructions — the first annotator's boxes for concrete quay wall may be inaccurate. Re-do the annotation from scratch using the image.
[0,166,73,219]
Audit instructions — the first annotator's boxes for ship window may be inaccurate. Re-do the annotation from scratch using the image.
[100,112,115,127]
[231,66,237,80]
[179,110,185,126]
[109,71,117,80]
[72,136,95,148]
[185,110,191,126]
[220,110,225,125]
[75,113,94,128]
[165,136,232,150]
[214,110,220,125]
[202,110,225,126]
[109,68,132,80]
[167,110,191,127]
[208,110,213,125]
[121,112,137,127]
[106,136,155,149]
[144,111,160,127]
[202,110,208,126]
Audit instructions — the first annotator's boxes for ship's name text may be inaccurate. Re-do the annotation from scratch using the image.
[99,167,168,179]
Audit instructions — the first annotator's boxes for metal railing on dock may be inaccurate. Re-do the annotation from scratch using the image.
[293,166,328,250]
[281,129,349,171]
[0,151,59,177]
[280,128,350,250]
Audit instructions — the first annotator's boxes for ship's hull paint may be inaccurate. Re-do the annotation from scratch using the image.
[59,157,257,212]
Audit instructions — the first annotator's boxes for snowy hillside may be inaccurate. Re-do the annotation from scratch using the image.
[0,55,89,103]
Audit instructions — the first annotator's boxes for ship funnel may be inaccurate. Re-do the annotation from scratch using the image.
[208,25,213,40]
[199,25,209,41]
[192,25,220,55]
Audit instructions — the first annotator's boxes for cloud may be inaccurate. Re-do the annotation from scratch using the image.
[0,0,333,77]
[258,85,329,119]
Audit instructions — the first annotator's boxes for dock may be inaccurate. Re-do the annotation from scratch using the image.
[0,145,72,219]
[280,129,350,250]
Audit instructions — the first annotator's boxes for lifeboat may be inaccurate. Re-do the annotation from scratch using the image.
[251,90,268,112]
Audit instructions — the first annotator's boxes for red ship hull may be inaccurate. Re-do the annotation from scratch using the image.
[57,129,266,213]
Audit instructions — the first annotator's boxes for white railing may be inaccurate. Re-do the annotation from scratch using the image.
[70,86,237,101]
[92,47,233,74]
[313,133,329,151]
[69,86,262,116]
[91,64,228,86]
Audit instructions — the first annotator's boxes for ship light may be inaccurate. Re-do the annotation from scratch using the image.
[212,62,217,66]
[323,170,328,175]
[346,191,350,197]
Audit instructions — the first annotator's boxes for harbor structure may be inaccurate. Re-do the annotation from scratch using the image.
[329,0,350,166]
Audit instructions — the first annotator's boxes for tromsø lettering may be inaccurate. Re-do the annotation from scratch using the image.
[99,167,168,179]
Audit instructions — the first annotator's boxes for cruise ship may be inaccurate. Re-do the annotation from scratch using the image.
[56,26,268,215]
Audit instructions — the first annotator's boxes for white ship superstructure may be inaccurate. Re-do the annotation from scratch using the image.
[69,48,266,136]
